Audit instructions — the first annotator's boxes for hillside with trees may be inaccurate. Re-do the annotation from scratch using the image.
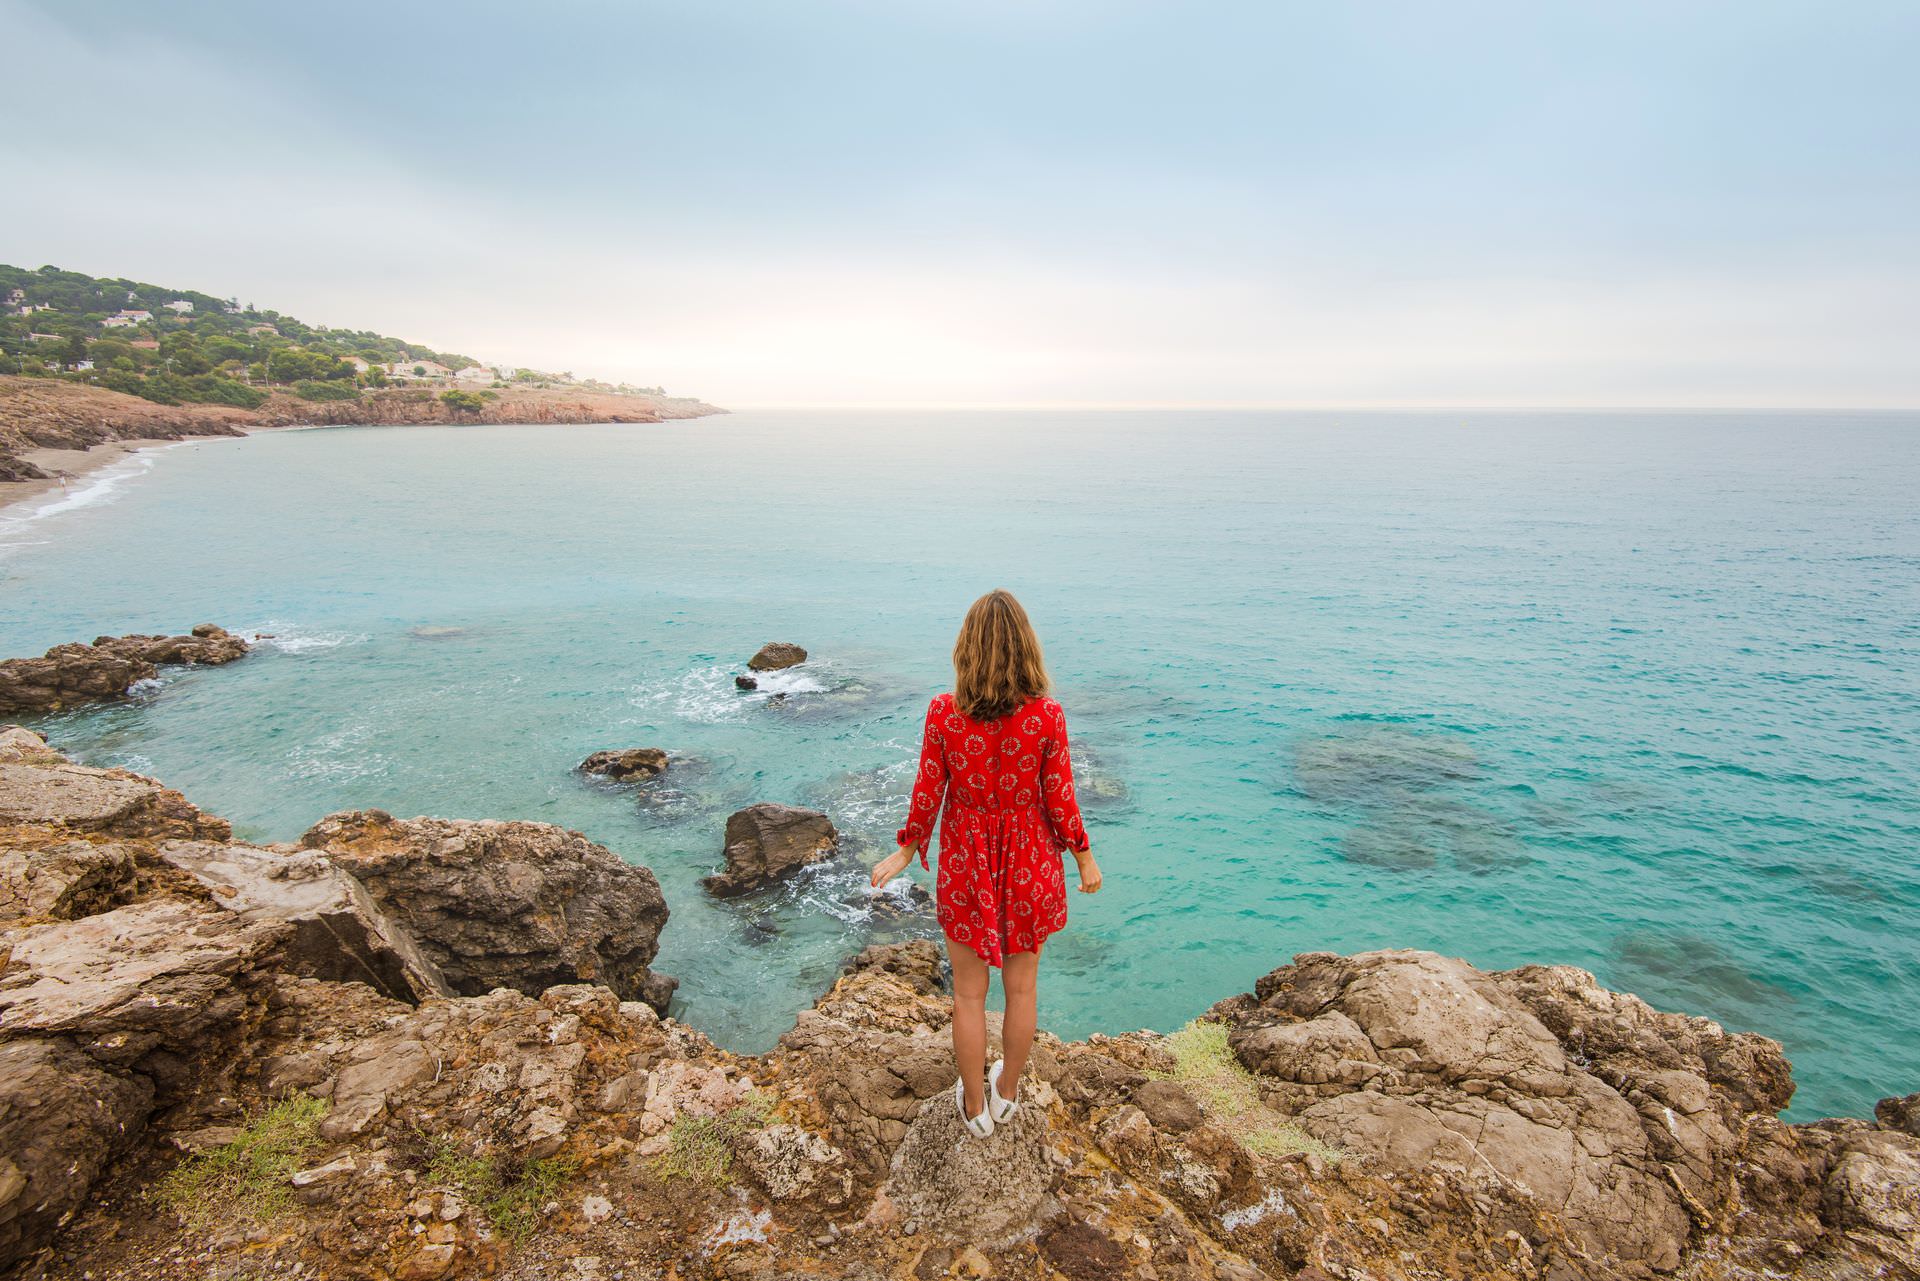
[0,263,678,413]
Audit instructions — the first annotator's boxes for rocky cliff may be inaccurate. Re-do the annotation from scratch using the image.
[0,377,725,485]
[0,728,1913,1281]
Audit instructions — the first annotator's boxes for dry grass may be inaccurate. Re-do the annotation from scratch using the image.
[650,1091,773,1187]
[153,1095,327,1231]
[426,1142,575,1242]
[1152,1020,1343,1162]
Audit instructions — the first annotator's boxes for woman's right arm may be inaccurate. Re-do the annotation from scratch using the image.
[874,697,948,886]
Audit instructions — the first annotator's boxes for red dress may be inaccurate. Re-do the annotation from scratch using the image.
[895,692,1091,967]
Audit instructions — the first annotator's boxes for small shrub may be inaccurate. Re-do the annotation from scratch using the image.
[292,379,361,403]
[426,1142,575,1243]
[153,1095,327,1231]
[1151,1020,1342,1163]
[650,1092,772,1187]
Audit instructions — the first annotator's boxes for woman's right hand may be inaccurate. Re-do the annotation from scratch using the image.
[870,844,915,889]
[1073,851,1103,893]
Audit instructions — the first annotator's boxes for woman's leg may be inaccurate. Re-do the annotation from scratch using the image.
[998,948,1040,1102]
[947,940,990,1115]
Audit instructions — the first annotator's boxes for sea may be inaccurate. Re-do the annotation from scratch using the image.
[1,410,1914,1121]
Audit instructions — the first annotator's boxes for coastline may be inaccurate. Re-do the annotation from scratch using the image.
[0,373,727,518]
[0,424,321,518]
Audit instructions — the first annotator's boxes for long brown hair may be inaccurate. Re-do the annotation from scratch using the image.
[952,589,1051,721]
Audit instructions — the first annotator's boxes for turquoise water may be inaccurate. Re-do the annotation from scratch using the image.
[2,412,1916,1121]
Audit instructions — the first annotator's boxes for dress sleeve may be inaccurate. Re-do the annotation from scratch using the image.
[1041,700,1091,854]
[895,696,949,868]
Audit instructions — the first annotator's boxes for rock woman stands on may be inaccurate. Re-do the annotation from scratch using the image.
[871,589,1103,1138]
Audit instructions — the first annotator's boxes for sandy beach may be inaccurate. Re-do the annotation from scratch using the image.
[0,438,187,514]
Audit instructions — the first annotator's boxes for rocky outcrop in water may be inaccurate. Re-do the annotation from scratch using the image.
[702,802,838,897]
[0,624,249,714]
[1,729,1915,1281]
[578,747,670,781]
[298,809,677,1014]
[746,642,807,672]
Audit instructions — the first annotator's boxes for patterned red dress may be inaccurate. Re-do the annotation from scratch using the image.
[895,692,1091,967]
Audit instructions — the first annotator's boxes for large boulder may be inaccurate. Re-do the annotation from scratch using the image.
[0,625,247,714]
[702,803,837,897]
[0,1039,153,1269]
[578,747,669,781]
[158,839,451,1002]
[0,840,137,923]
[746,642,807,672]
[1220,949,1801,1274]
[298,810,676,1013]
[883,1077,1059,1245]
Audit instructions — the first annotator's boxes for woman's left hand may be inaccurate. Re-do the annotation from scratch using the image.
[870,844,915,889]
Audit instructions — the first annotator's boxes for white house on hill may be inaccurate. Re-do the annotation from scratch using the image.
[164,300,194,314]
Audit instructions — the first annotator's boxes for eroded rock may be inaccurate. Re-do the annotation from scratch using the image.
[159,839,451,1002]
[0,839,137,922]
[746,642,807,672]
[0,1039,153,1267]
[298,809,675,1013]
[0,625,248,714]
[702,803,837,897]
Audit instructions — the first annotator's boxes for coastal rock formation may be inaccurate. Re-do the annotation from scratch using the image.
[0,839,137,922]
[702,802,838,896]
[0,624,249,714]
[0,377,250,483]
[746,641,808,671]
[0,1039,154,1268]
[2,736,1916,1280]
[578,746,670,780]
[157,839,452,1002]
[299,809,677,1013]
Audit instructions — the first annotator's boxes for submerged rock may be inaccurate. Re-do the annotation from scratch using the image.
[702,802,838,897]
[735,674,759,690]
[578,746,670,781]
[0,624,248,714]
[298,809,676,1013]
[747,641,808,672]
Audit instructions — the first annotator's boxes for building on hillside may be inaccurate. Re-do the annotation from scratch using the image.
[126,290,138,303]
[130,339,160,351]
[16,303,52,315]
[247,323,279,336]
[72,359,94,372]
[387,360,452,379]
[29,332,62,342]
[453,365,494,382]
[5,289,23,305]
[346,357,372,374]
[164,300,194,314]
[102,310,153,329]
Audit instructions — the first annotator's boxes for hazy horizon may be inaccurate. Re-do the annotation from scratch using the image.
[5,1,1916,409]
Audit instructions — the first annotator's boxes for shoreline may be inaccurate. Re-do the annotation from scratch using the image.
[0,424,319,519]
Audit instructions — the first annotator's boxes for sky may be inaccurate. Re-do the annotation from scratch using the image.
[4,1,1917,408]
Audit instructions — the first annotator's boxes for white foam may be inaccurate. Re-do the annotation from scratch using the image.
[241,621,369,654]
[0,447,183,556]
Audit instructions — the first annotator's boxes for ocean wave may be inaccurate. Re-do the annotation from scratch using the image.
[0,447,187,557]
[240,621,370,654]
[627,662,829,723]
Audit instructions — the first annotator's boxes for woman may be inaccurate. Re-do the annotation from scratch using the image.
[870,589,1103,1137]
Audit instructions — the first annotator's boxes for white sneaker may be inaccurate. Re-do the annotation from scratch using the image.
[954,1075,994,1137]
[987,1059,1020,1124]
